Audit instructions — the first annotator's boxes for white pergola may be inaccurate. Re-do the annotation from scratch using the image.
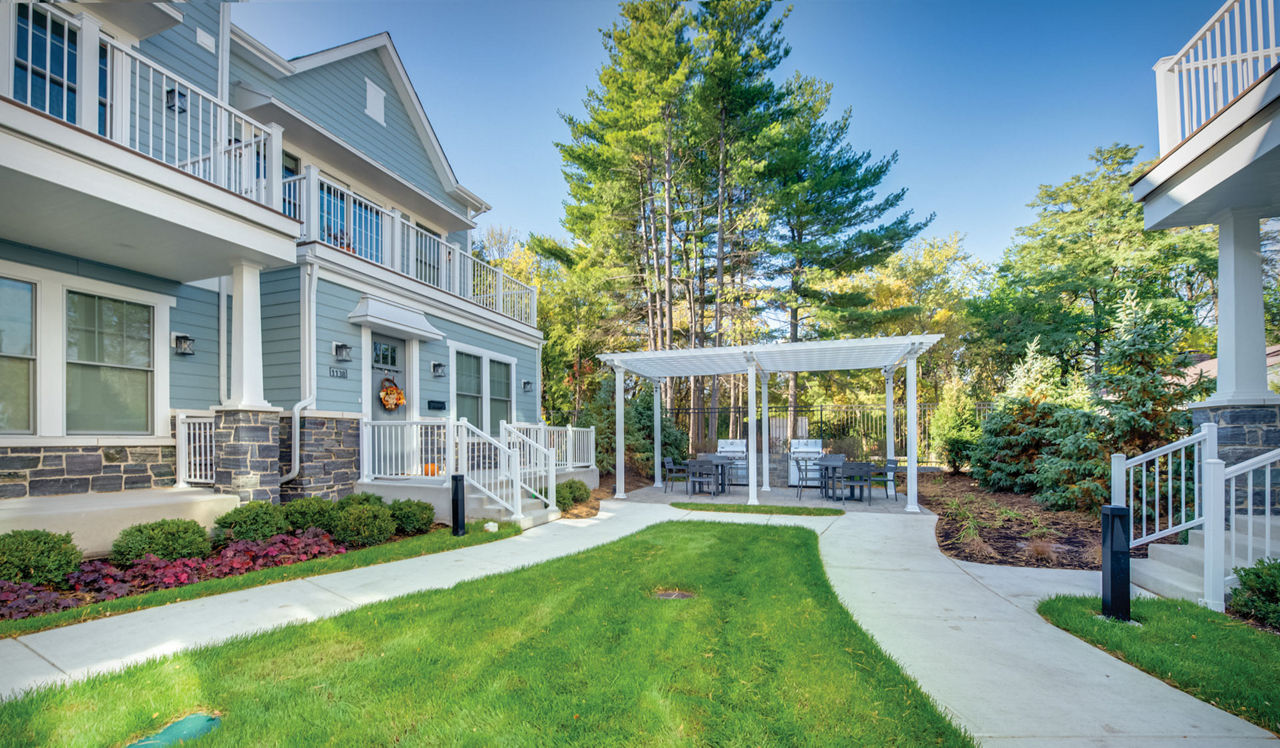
[598,335,943,512]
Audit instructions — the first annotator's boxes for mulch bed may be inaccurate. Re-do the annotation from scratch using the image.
[563,473,652,519]
[918,473,1103,570]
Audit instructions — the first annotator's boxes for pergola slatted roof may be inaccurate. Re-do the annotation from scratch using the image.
[597,335,943,511]
[598,335,943,379]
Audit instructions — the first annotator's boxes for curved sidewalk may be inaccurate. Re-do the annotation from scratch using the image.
[0,500,1273,746]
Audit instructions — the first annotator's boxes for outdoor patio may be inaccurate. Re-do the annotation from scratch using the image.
[622,483,923,514]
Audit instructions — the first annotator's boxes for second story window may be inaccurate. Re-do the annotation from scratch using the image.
[281,151,300,179]
[14,3,79,125]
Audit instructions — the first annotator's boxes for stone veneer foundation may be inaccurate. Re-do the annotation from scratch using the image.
[1192,404,1280,465]
[212,409,281,504]
[0,445,176,499]
[279,415,360,502]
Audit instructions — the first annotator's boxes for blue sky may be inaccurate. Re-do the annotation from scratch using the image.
[234,0,1219,264]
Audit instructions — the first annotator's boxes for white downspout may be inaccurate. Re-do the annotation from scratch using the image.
[282,263,318,483]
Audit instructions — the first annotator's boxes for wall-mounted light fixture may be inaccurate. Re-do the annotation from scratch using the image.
[522,379,534,393]
[171,333,195,356]
[165,88,188,114]
[332,341,353,363]
[431,361,447,378]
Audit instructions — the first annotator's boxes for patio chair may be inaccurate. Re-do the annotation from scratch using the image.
[816,454,846,499]
[867,459,898,502]
[835,462,874,502]
[794,457,820,501]
[687,460,721,497]
[663,457,688,494]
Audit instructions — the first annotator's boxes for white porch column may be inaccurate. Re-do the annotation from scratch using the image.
[747,364,758,505]
[652,378,663,488]
[227,261,270,409]
[761,372,771,491]
[0,2,14,99]
[614,366,626,499]
[74,14,100,131]
[884,366,896,461]
[905,358,919,512]
[1207,211,1280,406]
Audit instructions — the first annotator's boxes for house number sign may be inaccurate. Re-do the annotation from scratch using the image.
[328,367,349,379]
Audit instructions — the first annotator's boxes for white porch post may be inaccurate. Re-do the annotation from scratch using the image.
[303,165,321,242]
[75,14,100,131]
[884,366,896,461]
[1154,56,1182,156]
[0,1,14,100]
[747,363,758,505]
[652,378,663,488]
[905,358,919,512]
[227,261,270,409]
[266,122,284,210]
[761,372,771,491]
[1207,211,1280,406]
[614,366,626,499]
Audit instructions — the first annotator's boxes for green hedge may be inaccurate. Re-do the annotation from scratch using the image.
[111,519,211,564]
[215,502,290,542]
[283,496,340,534]
[388,500,435,536]
[0,530,81,586]
[332,504,395,548]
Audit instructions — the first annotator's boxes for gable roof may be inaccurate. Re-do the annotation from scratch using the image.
[230,27,489,216]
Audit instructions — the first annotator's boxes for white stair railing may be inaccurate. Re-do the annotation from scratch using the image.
[502,423,556,510]
[454,419,522,519]
[175,413,215,486]
[363,420,450,480]
[570,426,595,468]
[1204,447,1280,610]
[1110,423,1217,546]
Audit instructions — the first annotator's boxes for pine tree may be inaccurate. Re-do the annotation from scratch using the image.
[930,378,980,474]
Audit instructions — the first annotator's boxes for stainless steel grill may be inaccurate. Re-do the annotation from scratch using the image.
[788,439,823,487]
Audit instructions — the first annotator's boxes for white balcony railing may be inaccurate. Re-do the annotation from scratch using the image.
[282,170,536,326]
[1156,0,1280,153]
[7,3,280,206]
[508,422,596,470]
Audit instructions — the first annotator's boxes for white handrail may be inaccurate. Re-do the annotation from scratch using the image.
[1111,423,1217,546]
[454,419,522,519]
[503,423,556,510]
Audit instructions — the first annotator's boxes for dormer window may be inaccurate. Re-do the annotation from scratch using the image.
[365,78,385,125]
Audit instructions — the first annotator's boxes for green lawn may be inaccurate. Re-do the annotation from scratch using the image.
[670,501,844,517]
[0,522,971,747]
[1039,595,1280,734]
[0,521,520,639]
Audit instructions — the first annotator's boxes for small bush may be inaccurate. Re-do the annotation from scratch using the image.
[388,500,435,535]
[930,378,981,474]
[0,579,77,620]
[0,529,82,587]
[556,479,590,510]
[332,504,395,548]
[283,496,340,534]
[336,492,384,511]
[1229,558,1280,629]
[215,502,289,542]
[111,519,211,564]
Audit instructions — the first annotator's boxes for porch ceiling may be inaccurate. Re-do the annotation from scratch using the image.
[597,335,942,380]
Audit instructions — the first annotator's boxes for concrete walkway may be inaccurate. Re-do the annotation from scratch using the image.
[0,499,1274,746]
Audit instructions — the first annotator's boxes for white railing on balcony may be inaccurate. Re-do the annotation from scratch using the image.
[284,168,536,326]
[502,423,555,510]
[509,423,596,470]
[7,4,280,206]
[175,413,215,486]
[1110,423,1217,546]
[1157,0,1280,152]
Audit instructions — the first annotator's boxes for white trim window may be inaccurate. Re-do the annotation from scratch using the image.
[0,259,174,443]
[0,277,36,434]
[447,340,517,436]
[65,291,153,434]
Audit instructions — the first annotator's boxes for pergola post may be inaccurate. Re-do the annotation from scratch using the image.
[652,378,663,489]
[884,366,896,461]
[614,366,626,499]
[747,362,758,505]
[905,357,920,512]
[761,372,771,491]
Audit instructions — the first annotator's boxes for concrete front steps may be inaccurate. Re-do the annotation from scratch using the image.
[1132,516,1280,602]
[468,497,560,531]
[354,479,559,530]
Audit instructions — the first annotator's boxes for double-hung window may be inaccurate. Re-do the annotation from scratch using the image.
[65,291,153,434]
[455,352,483,426]
[0,278,35,434]
[489,361,511,434]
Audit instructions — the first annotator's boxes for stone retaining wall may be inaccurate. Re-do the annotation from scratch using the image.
[279,415,360,502]
[0,445,176,499]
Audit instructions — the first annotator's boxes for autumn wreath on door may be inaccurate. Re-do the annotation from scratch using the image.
[379,377,406,411]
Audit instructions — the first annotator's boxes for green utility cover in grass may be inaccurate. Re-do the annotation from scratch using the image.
[127,714,220,746]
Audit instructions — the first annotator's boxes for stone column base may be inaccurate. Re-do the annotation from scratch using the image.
[279,415,360,502]
[1191,404,1280,466]
[213,408,281,504]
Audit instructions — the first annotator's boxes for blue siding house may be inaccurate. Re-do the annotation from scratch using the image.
[0,0,592,553]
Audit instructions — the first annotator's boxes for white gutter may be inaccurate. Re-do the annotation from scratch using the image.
[218,275,228,404]
[283,261,319,483]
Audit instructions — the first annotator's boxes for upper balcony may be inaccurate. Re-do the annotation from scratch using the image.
[0,3,296,280]
[1135,0,1280,229]
[282,169,537,327]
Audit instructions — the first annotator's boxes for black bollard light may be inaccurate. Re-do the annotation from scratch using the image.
[1100,504,1131,621]
[451,474,466,537]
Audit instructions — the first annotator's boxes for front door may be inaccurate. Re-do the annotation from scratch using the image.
[370,334,407,422]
